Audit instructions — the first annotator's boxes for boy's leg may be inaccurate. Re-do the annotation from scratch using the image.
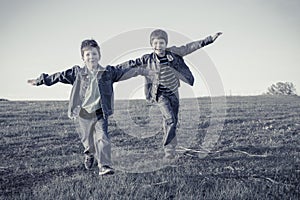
[93,111,112,170]
[157,93,179,158]
[76,109,97,169]
[166,92,180,157]
[77,110,97,156]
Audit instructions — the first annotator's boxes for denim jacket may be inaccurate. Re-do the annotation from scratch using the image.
[36,63,140,119]
[127,36,214,102]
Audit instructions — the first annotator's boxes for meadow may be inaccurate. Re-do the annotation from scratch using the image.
[0,96,299,199]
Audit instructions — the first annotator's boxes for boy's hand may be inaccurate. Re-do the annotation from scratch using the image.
[212,32,223,42]
[27,79,37,86]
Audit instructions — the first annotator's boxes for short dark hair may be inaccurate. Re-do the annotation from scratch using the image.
[80,39,100,57]
[150,29,168,45]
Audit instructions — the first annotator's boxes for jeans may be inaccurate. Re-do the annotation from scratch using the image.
[157,91,179,156]
[76,108,111,167]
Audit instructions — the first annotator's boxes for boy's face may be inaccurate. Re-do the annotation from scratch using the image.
[151,38,167,57]
[82,47,101,69]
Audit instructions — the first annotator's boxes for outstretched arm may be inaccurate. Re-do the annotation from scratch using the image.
[168,32,223,57]
[111,55,151,82]
[27,65,80,86]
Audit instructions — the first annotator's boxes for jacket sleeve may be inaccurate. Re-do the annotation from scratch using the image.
[167,36,213,57]
[111,55,149,82]
[36,65,80,86]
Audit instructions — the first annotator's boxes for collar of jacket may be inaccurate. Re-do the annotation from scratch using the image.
[81,65,106,75]
[152,51,174,63]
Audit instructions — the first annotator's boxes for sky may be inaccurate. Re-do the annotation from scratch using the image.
[0,0,299,100]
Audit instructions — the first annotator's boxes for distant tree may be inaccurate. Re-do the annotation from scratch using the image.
[266,82,297,96]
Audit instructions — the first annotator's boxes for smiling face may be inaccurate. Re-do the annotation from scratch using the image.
[151,38,167,57]
[82,47,101,70]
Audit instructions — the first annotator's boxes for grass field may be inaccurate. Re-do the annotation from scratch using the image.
[0,96,299,199]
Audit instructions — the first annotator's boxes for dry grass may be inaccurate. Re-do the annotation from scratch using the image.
[0,96,299,199]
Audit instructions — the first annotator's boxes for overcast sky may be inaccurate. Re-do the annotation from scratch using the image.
[0,0,299,100]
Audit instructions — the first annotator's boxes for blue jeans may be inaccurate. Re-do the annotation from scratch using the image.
[76,108,111,167]
[157,91,179,156]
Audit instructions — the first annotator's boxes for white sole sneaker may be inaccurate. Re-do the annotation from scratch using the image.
[99,166,114,176]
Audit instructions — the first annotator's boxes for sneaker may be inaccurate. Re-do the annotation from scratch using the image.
[84,154,94,170]
[99,165,114,176]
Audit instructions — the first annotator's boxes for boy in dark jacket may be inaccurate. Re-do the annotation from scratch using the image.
[126,29,222,159]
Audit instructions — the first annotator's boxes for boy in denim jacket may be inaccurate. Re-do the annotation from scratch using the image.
[127,29,222,159]
[28,39,142,175]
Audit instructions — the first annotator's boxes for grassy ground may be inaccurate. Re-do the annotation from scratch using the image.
[0,96,299,199]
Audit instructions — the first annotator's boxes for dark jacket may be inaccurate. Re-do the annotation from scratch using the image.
[126,36,214,102]
[36,64,140,119]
